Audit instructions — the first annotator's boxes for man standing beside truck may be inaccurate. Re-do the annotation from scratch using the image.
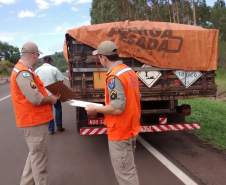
[35,56,65,135]
[10,41,59,185]
[85,40,141,185]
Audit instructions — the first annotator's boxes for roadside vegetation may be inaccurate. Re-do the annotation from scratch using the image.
[34,52,67,72]
[215,67,226,92]
[180,63,226,150]
[181,98,226,150]
[0,60,13,77]
[51,52,68,72]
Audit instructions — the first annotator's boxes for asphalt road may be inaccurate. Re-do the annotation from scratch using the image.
[1,83,226,185]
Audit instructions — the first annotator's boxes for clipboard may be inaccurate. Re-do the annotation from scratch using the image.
[46,81,76,102]
[68,100,103,108]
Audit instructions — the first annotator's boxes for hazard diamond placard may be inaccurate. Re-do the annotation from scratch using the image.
[137,65,162,88]
[174,71,202,88]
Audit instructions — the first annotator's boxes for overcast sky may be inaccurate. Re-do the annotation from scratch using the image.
[0,0,217,56]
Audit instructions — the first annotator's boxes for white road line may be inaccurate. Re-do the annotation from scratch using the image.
[138,136,198,185]
[0,95,11,102]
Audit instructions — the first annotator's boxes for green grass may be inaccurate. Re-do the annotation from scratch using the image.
[219,41,226,67]
[179,64,226,150]
[216,68,226,92]
[180,98,226,150]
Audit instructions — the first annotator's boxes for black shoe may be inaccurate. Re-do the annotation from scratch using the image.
[49,131,55,135]
[57,127,65,132]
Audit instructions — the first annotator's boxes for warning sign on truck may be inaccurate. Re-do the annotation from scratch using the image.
[137,65,162,88]
[174,71,202,88]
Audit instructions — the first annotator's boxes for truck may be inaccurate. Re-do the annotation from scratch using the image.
[63,20,219,136]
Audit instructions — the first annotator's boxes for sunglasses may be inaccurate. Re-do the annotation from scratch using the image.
[31,52,40,57]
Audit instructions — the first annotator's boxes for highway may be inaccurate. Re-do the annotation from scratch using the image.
[0,82,225,185]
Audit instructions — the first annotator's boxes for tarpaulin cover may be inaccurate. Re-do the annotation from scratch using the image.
[64,20,219,71]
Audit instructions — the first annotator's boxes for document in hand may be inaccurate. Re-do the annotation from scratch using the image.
[46,81,76,102]
[68,100,103,108]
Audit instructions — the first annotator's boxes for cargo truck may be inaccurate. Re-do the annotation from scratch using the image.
[64,21,218,136]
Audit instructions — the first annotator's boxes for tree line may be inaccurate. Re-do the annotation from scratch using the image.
[0,41,67,73]
[90,0,226,41]
[1,0,225,67]
[0,41,20,64]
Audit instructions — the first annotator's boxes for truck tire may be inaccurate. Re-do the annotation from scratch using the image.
[167,113,185,123]
[76,107,88,132]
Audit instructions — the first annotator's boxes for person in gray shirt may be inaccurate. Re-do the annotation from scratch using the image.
[35,56,65,134]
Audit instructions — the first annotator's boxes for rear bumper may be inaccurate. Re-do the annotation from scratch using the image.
[79,123,200,136]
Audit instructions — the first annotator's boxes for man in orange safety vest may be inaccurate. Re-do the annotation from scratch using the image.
[86,40,141,185]
[10,41,59,185]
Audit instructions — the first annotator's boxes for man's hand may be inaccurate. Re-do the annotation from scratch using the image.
[40,94,60,105]
[49,94,60,104]
[85,104,98,117]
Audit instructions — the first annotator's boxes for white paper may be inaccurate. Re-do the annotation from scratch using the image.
[68,100,104,108]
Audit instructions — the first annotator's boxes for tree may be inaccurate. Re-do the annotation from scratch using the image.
[213,0,225,8]
[196,0,211,26]
[0,41,20,64]
[211,5,226,40]
[90,0,122,24]
[0,60,14,76]
[52,52,68,72]
[90,0,196,24]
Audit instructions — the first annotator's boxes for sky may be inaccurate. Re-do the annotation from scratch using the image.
[0,0,217,56]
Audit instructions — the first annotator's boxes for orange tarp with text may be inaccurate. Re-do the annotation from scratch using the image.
[64,20,219,71]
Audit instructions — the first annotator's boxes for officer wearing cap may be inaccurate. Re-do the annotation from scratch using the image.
[10,41,59,185]
[86,40,141,185]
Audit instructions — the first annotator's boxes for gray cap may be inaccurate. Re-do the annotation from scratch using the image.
[21,41,42,54]
[92,40,117,56]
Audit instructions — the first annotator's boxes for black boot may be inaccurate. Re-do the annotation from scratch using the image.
[57,125,65,132]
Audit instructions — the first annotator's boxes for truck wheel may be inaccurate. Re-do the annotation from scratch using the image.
[76,107,88,132]
[167,113,185,123]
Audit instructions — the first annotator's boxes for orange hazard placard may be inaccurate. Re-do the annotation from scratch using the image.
[64,20,219,71]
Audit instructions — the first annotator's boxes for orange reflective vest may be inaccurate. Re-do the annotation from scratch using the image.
[105,63,141,141]
[10,61,53,128]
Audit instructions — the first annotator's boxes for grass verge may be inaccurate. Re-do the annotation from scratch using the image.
[180,98,226,150]
[180,66,226,150]
[216,68,226,92]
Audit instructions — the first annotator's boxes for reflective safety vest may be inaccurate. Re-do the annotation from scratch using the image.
[10,61,53,128]
[105,63,141,141]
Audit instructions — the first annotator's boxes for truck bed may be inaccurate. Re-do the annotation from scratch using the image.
[66,36,217,102]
